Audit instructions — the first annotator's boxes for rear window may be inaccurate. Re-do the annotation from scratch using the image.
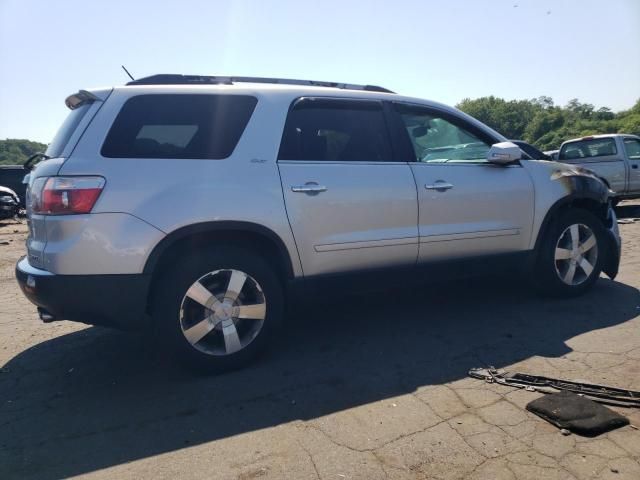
[559,138,618,161]
[46,103,92,158]
[101,94,258,159]
[278,98,392,162]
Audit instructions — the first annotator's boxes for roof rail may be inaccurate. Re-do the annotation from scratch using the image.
[126,74,395,94]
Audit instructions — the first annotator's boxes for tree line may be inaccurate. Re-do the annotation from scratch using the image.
[0,139,47,166]
[456,96,640,151]
[1,97,639,164]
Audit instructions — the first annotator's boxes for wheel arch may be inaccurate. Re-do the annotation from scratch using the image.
[145,221,295,276]
[143,222,296,314]
[597,176,611,189]
[532,192,620,280]
[533,193,609,253]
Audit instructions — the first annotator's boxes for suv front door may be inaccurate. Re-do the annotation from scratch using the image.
[391,103,535,263]
[277,98,418,276]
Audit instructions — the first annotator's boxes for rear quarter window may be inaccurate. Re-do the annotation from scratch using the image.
[46,103,92,158]
[101,94,258,159]
[559,138,618,161]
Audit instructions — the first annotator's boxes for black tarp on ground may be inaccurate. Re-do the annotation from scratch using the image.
[526,391,629,436]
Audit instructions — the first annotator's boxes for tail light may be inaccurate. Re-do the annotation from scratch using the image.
[31,176,105,215]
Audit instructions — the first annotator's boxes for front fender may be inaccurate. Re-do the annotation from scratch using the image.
[522,160,620,279]
[523,161,610,248]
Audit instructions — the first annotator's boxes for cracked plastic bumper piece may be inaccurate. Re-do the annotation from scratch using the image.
[469,367,640,408]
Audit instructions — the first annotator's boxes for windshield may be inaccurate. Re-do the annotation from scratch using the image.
[45,103,92,158]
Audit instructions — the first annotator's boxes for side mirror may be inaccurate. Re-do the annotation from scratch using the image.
[486,142,522,165]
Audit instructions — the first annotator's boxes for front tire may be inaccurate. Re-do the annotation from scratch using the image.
[152,246,283,372]
[533,209,605,297]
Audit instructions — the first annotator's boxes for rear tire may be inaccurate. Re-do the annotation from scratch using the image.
[533,209,605,297]
[152,246,283,372]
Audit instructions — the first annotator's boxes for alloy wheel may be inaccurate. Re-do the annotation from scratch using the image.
[554,223,598,286]
[179,269,267,355]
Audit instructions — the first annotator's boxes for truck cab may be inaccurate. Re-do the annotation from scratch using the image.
[558,134,640,201]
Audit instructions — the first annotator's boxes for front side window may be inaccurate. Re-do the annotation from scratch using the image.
[395,105,492,163]
[623,138,640,159]
[101,94,257,159]
[559,138,618,161]
[278,99,392,162]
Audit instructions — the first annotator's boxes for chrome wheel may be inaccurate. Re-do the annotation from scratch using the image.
[554,223,598,286]
[179,269,267,356]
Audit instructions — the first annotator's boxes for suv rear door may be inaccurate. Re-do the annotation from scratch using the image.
[390,102,535,262]
[277,97,418,276]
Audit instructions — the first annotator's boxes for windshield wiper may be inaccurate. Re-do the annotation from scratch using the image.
[23,152,50,171]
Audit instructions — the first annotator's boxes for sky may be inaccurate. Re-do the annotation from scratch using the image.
[1,0,639,143]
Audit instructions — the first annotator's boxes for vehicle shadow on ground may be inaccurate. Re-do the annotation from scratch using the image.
[1,276,639,479]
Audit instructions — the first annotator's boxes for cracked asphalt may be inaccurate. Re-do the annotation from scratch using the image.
[1,202,639,479]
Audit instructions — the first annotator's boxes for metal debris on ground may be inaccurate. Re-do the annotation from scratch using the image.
[468,367,640,407]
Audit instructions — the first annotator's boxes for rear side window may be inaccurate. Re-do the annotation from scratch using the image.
[46,103,92,158]
[278,99,392,162]
[101,94,257,159]
[623,138,640,159]
[559,138,618,161]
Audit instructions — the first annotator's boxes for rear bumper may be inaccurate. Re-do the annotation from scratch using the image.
[15,257,151,330]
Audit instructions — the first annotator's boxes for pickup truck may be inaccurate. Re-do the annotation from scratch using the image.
[558,134,640,202]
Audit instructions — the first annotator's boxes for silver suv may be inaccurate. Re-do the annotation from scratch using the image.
[16,75,621,371]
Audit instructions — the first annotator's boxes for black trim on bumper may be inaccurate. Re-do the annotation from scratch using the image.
[602,228,621,280]
[15,257,151,330]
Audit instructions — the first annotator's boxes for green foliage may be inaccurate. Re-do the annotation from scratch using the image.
[457,96,538,139]
[0,139,48,165]
[456,97,640,151]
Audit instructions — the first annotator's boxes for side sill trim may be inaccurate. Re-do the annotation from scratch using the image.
[420,229,520,243]
[314,236,419,252]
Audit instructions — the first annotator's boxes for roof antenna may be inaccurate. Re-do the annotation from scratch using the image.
[121,65,135,82]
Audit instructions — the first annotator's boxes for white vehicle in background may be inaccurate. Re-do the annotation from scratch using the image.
[558,134,640,202]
